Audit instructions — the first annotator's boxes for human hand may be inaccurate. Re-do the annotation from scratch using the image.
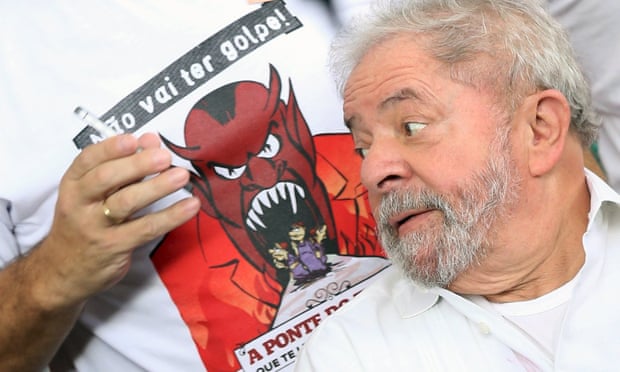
[34,133,200,309]
[314,224,327,244]
[270,243,289,269]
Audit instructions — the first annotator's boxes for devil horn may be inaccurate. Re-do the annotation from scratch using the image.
[265,64,282,117]
[160,133,201,161]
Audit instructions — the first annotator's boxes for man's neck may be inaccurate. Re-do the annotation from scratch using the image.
[449,178,590,303]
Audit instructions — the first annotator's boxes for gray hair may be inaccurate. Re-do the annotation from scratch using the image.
[329,0,599,146]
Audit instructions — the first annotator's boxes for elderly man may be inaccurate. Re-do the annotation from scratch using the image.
[295,0,620,370]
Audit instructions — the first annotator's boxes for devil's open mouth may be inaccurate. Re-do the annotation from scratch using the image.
[246,182,305,231]
[244,181,321,249]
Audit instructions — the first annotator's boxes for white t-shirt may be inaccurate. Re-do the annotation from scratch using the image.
[0,1,390,370]
[488,276,577,356]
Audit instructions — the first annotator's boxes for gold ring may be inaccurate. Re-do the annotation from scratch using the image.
[102,202,121,224]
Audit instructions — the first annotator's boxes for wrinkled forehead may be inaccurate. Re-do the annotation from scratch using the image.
[342,36,445,122]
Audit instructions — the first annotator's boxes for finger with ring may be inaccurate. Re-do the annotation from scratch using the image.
[102,201,123,224]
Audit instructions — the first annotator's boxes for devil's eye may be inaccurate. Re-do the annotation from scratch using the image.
[404,122,426,136]
[257,134,280,159]
[213,164,247,180]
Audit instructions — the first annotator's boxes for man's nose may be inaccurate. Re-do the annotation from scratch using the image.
[360,136,413,195]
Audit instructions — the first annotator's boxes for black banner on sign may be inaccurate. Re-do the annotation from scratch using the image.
[73,0,302,149]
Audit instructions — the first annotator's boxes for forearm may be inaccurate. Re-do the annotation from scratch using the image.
[0,244,84,372]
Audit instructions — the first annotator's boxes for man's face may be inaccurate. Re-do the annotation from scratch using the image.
[343,35,521,287]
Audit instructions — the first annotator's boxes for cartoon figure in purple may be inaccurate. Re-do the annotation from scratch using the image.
[271,222,330,285]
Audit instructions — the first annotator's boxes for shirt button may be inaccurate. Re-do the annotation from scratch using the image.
[478,322,491,335]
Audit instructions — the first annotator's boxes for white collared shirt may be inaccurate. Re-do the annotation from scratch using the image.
[295,171,620,371]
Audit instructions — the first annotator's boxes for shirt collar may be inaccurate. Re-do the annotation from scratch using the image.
[391,269,439,318]
[393,170,620,317]
[585,169,620,229]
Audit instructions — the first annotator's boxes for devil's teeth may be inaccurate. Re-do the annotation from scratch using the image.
[268,188,280,204]
[277,183,288,200]
[257,193,271,209]
[245,182,305,231]
[288,183,299,214]
[248,209,266,229]
[253,201,264,215]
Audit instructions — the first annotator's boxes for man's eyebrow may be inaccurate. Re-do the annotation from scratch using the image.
[345,88,427,130]
[379,88,424,111]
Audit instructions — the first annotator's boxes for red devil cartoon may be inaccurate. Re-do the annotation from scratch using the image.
[153,65,382,371]
[161,64,338,287]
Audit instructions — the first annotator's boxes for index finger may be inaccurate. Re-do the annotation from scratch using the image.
[64,134,140,182]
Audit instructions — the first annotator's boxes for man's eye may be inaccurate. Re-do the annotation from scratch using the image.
[355,148,369,159]
[405,122,426,136]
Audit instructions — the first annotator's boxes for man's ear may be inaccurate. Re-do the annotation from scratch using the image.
[523,89,571,176]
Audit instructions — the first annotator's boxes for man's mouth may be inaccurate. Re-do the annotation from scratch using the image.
[390,209,433,233]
